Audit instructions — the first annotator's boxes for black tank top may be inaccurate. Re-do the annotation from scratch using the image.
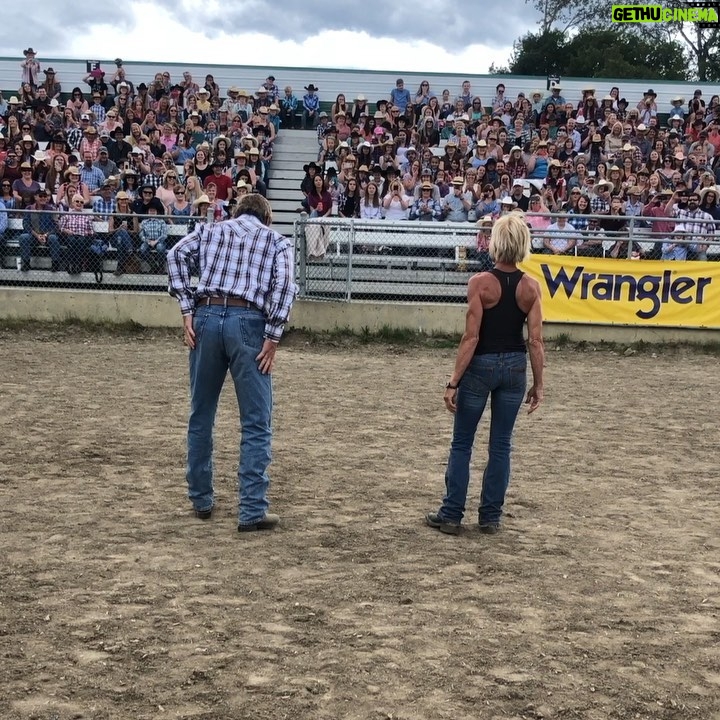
[474,269,527,355]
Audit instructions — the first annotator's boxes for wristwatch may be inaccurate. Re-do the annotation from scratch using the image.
[445,382,458,390]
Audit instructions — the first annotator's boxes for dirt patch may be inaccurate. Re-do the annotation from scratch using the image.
[1,327,719,720]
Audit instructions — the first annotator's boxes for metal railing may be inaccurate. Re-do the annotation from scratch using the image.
[0,208,204,288]
[293,212,720,302]
[2,208,719,302]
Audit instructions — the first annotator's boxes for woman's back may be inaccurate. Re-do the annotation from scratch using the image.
[474,268,532,355]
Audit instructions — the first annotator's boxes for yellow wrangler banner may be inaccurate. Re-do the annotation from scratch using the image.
[519,255,720,328]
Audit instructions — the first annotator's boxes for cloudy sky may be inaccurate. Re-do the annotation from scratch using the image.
[3,0,541,74]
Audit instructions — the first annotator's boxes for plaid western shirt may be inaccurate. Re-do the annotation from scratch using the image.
[93,197,117,220]
[59,210,94,236]
[80,165,106,192]
[141,173,164,190]
[89,102,107,123]
[140,217,168,243]
[672,206,715,247]
[167,214,298,341]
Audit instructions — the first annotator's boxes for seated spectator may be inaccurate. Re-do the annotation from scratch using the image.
[168,183,192,219]
[155,168,180,209]
[307,174,332,218]
[543,214,579,255]
[302,84,320,129]
[107,191,137,275]
[57,166,91,208]
[13,161,41,208]
[443,177,473,222]
[476,183,500,217]
[17,189,61,271]
[279,86,299,129]
[667,188,713,260]
[662,224,690,261]
[360,180,382,219]
[409,182,442,221]
[338,176,360,218]
[576,215,607,256]
[138,198,168,271]
[203,183,225,222]
[382,179,410,220]
[58,193,95,274]
[567,190,589,225]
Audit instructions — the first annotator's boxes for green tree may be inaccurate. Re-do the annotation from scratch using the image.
[508,29,570,76]
[509,27,689,80]
[523,0,720,80]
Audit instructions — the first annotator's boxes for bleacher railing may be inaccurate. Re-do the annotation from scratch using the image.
[0,209,205,288]
[3,209,719,301]
[293,213,720,303]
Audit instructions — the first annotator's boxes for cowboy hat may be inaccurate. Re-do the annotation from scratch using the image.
[304,84,319,92]
[355,94,367,101]
[303,161,321,173]
[192,194,211,207]
[23,48,36,56]
[643,88,657,97]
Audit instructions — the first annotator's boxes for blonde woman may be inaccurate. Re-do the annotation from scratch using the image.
[427,212,544,536]
[184,175,203,205]
[156,169,179,210]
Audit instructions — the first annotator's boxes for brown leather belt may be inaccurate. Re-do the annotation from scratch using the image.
[201,296,252,308]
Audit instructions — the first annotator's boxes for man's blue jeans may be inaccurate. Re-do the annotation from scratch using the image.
[139,241,167,268]
[186,303,273,524]
[18,232,62,266]
[440,352,527,525]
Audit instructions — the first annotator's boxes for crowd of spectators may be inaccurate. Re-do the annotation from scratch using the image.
[1,52,720,269]
[299,78,720,260]
[0,51,281,273]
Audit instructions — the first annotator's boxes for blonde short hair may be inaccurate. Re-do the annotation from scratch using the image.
[489,212,531,265]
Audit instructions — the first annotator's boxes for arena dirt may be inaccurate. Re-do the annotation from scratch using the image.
[1,326,719,720]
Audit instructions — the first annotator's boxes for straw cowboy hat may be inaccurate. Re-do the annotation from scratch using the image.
[192,194,211,208]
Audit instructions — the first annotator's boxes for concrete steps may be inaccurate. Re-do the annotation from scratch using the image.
[266,177,304,190]
[267,188,304,201]
[264,129,318,236]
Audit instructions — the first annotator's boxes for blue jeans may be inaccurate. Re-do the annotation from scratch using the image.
[18,232,62,266]
[440,352,527,525]
[186,304,273,524]
[139,240,167,266]
[112,228,134,268]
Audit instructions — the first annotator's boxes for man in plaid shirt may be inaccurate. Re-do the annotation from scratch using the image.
[302,84,320,130]
[667,189,714,260]
[167,194,297,531]
[138,198,168,271]
[141,158,166,190]
[59,194,95,274]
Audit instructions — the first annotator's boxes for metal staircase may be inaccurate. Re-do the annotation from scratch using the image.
[267,129,319,238]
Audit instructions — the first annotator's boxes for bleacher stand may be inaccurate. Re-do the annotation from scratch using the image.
[1,57,719,279]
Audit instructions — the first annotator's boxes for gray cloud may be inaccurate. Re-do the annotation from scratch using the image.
[1,0,539,59]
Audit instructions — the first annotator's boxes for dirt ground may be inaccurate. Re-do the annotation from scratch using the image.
[1,325,719,720]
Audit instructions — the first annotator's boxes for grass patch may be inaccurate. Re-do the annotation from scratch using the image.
[285,325,460,350]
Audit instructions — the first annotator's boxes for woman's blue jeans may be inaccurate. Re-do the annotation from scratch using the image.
[440,352,527,525]
[186,304,273,524]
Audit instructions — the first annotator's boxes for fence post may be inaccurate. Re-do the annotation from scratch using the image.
[296,212,307,298]
[626,215,635,259]
[346,219,354,302]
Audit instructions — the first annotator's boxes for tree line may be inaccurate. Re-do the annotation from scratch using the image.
[490,0,718,81]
